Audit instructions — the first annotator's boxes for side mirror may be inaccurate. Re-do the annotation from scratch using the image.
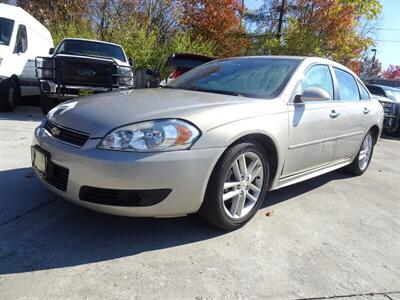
[128,57,133,66]
[14,42,22,53]
[295,87,331,103]
[49,47,55,55]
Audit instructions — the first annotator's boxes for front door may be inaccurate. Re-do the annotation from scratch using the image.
[282,64,338,177]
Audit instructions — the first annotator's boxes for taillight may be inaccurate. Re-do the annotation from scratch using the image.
[172,69,182,79]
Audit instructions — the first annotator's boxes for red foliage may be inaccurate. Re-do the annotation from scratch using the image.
[382,65,400,80]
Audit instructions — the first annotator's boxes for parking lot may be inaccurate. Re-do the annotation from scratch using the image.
[0,104,399,299]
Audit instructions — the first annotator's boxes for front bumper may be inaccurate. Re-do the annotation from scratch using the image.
[40,80,133,99]
[33,126,224,217]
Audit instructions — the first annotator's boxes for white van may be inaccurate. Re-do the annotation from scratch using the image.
[0,3,53,111]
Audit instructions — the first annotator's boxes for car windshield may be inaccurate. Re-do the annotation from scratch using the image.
[55,39,126,62]
[167,57,300,98]
[0,17,14,46]
[384,88,400,101]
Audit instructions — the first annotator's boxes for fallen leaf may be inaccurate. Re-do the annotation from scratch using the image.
[265,210,273,217]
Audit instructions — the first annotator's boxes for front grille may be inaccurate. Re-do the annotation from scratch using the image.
[45,163,69,192]
[58,59,113,86]
[79,186,172,207]
[44,120,89,147]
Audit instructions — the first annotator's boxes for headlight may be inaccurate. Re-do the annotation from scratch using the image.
[118,67,134,86]
[99,119,201,152]
[37,58,54,79]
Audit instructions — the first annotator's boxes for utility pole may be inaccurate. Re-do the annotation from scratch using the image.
[277,0,287,40]
[371,48,377,63]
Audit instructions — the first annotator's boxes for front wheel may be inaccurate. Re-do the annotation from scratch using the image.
[345,131,375,176]
[199,142,269,230]
[0,79,19,112]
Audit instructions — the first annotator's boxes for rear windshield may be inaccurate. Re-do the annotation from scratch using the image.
[168,57,300,99]
[55,39,126,62]
[168,57,213,69]
[0,17,15,46]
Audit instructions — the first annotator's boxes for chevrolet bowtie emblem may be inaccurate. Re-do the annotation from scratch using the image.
[51,127,61,136]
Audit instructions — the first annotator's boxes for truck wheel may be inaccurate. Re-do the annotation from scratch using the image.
[199,142,269,230]
[40,95,58,115]
[384,123,400,137]
[0,79,19,112]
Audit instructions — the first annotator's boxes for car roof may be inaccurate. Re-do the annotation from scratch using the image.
[171,53,214,61]
[60,38,123,48]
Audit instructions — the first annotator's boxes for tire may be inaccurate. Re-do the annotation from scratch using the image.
[40,95,59,115]
[384,124,400,137]
[345,131,375,176]
[199,142,270,230]
[0,79,19,112]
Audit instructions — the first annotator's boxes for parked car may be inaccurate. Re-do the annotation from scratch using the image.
[36,38,134,114]
[32,56,383,230]
[366,84,400,136]
[146,53,214,87]
[0,3,53,111]
[371,94,400,136]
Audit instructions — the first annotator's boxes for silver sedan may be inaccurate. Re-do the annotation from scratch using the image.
[32,56,384,229]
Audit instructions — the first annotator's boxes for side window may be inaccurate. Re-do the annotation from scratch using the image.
[358,82,370,100]
[14,24,28,53]
[299,65,334,100]
[333,68,360,101]
[368,86,385,97]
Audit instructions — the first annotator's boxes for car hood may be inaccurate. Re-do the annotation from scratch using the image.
[47,88,264,138]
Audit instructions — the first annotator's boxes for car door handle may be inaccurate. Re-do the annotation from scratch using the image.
[330,110,340,119]
[363,108,370,114]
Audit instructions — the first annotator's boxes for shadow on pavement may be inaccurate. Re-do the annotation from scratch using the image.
[380,133,400,141]
[0,96,43,122]
[0,167,351,275]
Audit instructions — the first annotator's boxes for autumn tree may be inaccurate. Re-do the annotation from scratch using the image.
[359,55,381,80]
[179,0,248,57]
[246,0,382,70]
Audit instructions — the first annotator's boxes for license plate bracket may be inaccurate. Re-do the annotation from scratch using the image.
[78,89,94,96]
[31,146,50,178]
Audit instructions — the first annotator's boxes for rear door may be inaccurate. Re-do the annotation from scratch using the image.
[332,68,373,160]
[282,64,338,176]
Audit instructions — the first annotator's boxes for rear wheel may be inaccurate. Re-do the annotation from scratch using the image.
[199,142,269,230]
[346,131,375,175]
[40,95,59,115]
[0,79,19,112]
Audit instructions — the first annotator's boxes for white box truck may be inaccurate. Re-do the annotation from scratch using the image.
[0,3,53,111]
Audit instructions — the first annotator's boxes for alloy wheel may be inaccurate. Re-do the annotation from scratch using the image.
[358,134,373,171]
[222,151,264,219]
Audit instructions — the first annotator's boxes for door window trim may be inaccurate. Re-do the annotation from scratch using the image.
[331,67,362,102]
[289,63,335,104]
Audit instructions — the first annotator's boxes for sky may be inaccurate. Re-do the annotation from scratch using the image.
[245,0,400,69]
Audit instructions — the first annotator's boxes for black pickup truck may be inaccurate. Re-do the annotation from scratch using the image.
[36,38,134,113]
